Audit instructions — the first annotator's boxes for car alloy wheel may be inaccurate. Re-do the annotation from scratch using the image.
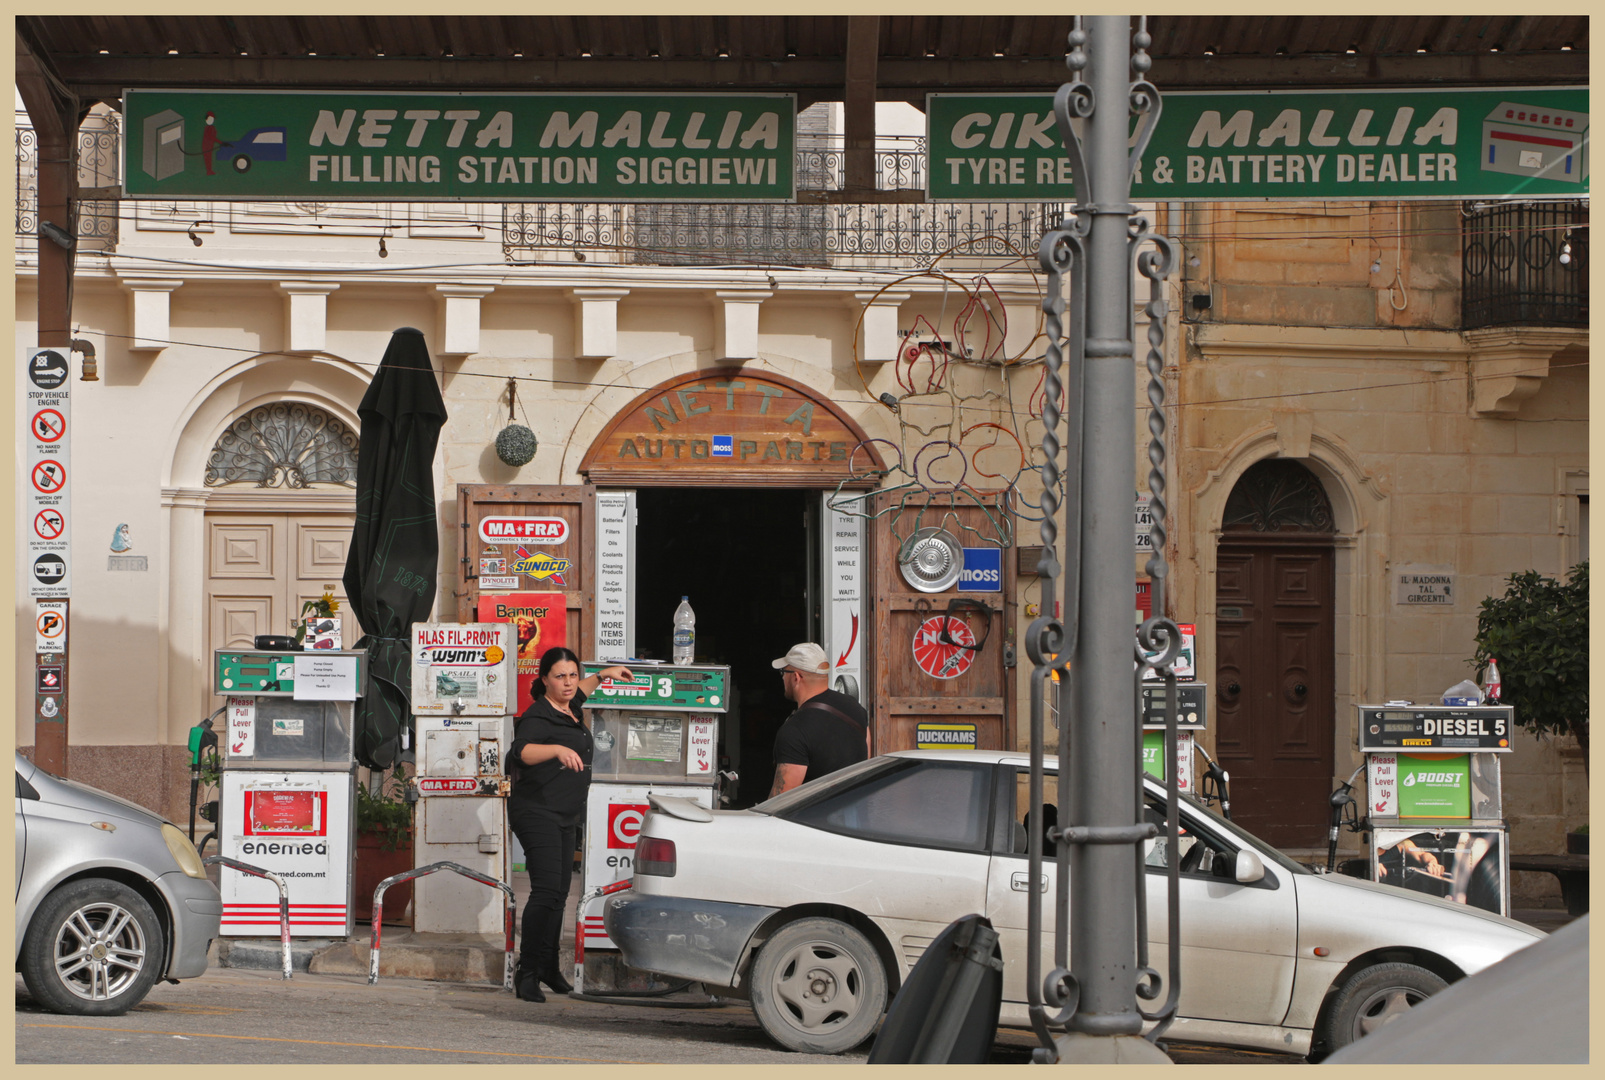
[749,917,887,1054]
[1319,961,1447,1051]
[21,878,163,1016]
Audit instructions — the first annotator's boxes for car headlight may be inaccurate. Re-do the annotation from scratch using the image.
[162,823,208,879]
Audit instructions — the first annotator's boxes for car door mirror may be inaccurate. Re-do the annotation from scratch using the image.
[1234,849,1266,884]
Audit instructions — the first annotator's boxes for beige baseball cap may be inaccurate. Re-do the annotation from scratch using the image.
[771,642,830,674]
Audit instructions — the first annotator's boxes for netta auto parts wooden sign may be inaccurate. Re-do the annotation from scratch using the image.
[581,370,883,486]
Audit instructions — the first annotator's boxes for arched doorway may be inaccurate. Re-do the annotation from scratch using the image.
[1214,458,1336,848]
[201,401,360,656]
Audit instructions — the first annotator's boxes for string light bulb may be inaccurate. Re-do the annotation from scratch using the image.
[378,235,388,258]
[187,222,204,247]
[1559,240,1572,265]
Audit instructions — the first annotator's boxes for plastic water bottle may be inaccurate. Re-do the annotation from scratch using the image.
[672,597,696,665]
[1483,658,1502,703]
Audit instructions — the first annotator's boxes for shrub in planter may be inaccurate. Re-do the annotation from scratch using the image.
[1472,563,1589,775]
[353,764,415,924]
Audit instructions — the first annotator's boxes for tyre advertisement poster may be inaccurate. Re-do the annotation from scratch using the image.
[219,771,353,936]
[476,594,565,714]
[580,784,714,952]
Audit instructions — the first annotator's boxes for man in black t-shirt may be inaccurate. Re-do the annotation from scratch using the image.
[768,642,871,798]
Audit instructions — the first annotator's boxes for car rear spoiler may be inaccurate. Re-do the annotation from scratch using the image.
[647,792,714,822]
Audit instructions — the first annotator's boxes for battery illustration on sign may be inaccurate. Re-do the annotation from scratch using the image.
[913,615,976,680]
[1482,102,1588,184]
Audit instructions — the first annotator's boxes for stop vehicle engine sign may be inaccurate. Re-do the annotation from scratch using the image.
[913,615,976,680]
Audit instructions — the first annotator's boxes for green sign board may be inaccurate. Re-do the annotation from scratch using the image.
[1397,754,1471,818]
[582,663,729,713]
[1142,732,1166,780]
[124,90,795,202]
[928,86,1588,201]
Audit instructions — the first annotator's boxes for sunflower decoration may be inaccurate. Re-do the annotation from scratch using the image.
[295,591,341,646]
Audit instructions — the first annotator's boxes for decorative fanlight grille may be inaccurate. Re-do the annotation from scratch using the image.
[205,402,358,488]
[1222,459,1335,533]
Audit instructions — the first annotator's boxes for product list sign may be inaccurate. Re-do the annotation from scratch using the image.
[928,86,1587,201]
[124,90,795,202]
[26,348,71,599]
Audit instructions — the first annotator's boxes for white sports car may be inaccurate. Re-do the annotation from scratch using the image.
[605,749,1542,1057]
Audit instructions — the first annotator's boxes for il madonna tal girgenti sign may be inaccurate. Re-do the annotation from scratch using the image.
[122,90,795,201]
[927,87,1588,200]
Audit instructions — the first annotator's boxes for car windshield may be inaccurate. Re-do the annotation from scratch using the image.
[1173,789,1310,876]
[747,756,906,816]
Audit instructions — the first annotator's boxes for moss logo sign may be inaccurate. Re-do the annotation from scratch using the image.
[124,89,795,202]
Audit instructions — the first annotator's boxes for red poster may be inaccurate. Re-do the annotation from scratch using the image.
[244,789,327,836]
[477,593,566,714]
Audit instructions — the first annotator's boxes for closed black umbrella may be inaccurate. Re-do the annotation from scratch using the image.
[343,327,448,770]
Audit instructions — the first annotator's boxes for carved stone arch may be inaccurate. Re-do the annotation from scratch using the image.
[563,351,895,486]
[166,352,369,488]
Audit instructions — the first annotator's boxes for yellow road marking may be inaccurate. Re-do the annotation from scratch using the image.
[22,1024,628,1062]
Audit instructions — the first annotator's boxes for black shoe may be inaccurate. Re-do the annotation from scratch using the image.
[542,968,574,995]
[516,974,546,1002]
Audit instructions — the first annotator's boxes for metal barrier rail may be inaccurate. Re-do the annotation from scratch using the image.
[573,878,634,994]
[368,861,515,990]
[203,855,292,980]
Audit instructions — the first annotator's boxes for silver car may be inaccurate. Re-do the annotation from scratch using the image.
[15,753,223,1015]
[605,749,1544,1057]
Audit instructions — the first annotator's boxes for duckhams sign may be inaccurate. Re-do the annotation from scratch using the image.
[927,86,1587,201]
[123,89,795,201]
[581,371,884,485]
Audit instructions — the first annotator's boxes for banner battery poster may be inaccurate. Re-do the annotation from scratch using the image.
[410,623,515,715]
[476,594,565,714]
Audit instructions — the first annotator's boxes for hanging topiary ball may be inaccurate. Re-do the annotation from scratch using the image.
[495,423,537,467]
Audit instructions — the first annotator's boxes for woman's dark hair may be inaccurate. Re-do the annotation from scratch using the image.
[537,646,583,685]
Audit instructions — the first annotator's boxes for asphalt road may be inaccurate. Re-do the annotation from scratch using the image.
[16,968,1304,1065]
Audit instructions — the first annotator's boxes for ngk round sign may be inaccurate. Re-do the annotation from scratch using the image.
[478,517,569,545]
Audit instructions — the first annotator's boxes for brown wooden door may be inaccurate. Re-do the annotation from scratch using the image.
[1214,537,1334,848]
[872,494,1015,755]
[456,485,595,689]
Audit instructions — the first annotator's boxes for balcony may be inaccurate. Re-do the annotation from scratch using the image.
[15,120,1068,271]
[1462,200,1588,330]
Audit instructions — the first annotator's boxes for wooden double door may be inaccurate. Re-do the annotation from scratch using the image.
[1214,536,1335,848]
[205,510,357,656]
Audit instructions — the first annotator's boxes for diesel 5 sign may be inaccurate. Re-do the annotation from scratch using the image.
[928,86,1587,201]
[125,90,795,202]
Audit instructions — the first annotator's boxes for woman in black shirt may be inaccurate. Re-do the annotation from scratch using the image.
[508,646,632,1002]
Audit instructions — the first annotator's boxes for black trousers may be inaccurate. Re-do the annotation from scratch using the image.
[510,811,576,975]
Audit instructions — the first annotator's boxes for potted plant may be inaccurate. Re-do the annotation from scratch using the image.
[353,763,415,925]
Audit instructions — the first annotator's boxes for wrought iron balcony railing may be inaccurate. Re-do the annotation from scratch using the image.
[1462,200,1588,330]
[15,121,1061,269]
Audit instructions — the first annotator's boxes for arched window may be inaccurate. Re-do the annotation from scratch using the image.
[1222,459,1334,533]
[205,402,357,488]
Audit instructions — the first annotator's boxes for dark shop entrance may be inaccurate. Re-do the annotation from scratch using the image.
[634,487,814,808]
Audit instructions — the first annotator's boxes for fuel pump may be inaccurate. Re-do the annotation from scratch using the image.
[409,622,517,933]
[1354,703,1514,915]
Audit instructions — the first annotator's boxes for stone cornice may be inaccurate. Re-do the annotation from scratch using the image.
[1190,323,1469,365]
